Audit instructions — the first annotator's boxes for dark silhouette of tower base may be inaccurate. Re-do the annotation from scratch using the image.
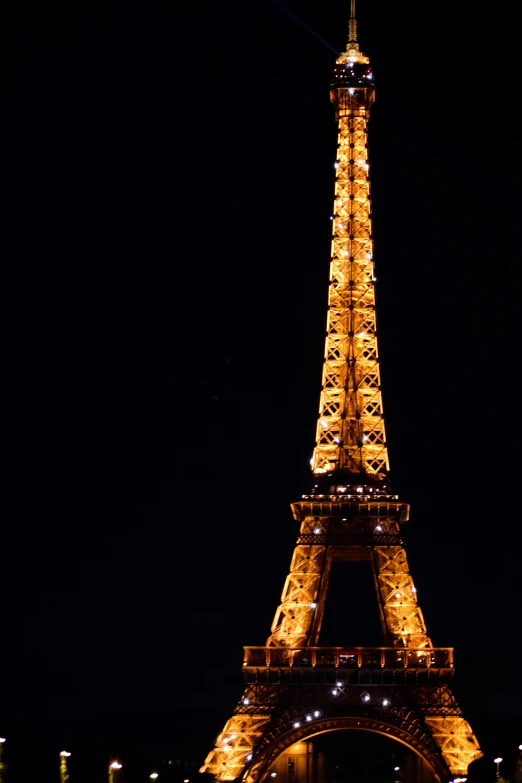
[200,4,481,781]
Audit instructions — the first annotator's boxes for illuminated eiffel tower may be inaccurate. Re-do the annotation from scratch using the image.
[201,3,482,781]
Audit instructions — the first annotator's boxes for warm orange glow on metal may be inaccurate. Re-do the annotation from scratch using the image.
[242,646,454,669]
[267,503,431,649]
[311,66,387,480]
[200,5,481,782]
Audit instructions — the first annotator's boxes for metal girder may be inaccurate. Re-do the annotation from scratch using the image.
[425,717,483,775]
[243,712,450,783]
[311,96,388,480]
[267,545,325,647]
[374,546,431,648]
[202,500,482,780]
[200,17,482,783]
[266,506,430,650]
[234,682,461,713]
[242,646,454,675]
[200,713,272,781]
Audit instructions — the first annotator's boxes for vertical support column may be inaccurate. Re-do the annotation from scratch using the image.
[373,546,431,647]
[312,94,388,481]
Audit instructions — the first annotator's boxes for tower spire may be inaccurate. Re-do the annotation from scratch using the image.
[338,0,367,64]
[348,0,358,46]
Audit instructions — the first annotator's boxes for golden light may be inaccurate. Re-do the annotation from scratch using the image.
[199,2,483,780]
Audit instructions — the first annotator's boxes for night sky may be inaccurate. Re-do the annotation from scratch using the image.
[2,1,520,781]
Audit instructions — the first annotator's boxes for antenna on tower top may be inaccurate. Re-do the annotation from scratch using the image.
[348,0,358,44]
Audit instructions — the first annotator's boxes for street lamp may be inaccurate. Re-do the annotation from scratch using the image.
[60,751,71,783]
[109,761,123,783]
[494,758,503,779]
[0,739,5,783]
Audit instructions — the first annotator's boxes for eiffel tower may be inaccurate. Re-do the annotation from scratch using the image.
[201,3,482,781]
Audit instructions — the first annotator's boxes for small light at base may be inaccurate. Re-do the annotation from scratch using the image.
[243,698,250,705]
[247,754,253,761]
[331,689,338,696]
[310,602,317,609]
[382,699,390,706]
[293,722,300,728]
[313,528,321,534]
[306,715,312,721]
[314,711,320,717]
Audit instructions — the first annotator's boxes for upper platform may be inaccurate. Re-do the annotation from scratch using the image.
[331,61,374,90]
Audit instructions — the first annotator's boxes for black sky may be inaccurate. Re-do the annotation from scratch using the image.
[2,1,520,781]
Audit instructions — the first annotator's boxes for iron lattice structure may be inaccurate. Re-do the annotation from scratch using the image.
[201,5,482,782]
